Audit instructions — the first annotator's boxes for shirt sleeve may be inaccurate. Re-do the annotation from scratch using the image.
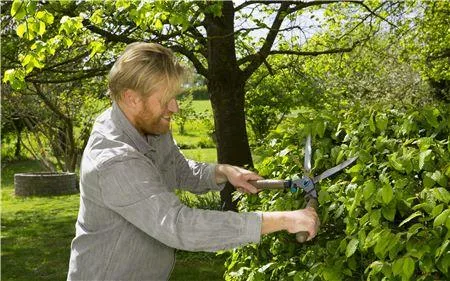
[170,137,224,194]
[98,155,262,252]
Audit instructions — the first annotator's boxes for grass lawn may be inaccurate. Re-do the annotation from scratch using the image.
[1,157,225,281]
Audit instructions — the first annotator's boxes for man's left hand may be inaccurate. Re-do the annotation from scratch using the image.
[215,164,263,194]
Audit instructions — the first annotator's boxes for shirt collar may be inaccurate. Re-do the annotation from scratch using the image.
[111,102,156,155]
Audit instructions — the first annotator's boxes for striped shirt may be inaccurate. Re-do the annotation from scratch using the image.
[67,103,261,281]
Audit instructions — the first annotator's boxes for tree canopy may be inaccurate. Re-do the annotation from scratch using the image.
[2,0,448,209]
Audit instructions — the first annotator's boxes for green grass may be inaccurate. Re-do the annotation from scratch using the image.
[181,148,217,163]
[1,160,78,281]
[191,99,212,113]
[172,100,215,149]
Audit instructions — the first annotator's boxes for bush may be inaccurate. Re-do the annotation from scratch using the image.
[225,103,450,281]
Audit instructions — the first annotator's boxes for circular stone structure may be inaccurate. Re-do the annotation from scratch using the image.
[14,172,78,196]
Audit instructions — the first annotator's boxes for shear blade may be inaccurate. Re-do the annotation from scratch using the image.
[313,156,358,183]
[304,135,312,175]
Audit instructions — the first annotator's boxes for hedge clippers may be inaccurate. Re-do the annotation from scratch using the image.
[249,134,358,243]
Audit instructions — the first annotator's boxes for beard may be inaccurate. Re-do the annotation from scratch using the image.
[134,103,171,136]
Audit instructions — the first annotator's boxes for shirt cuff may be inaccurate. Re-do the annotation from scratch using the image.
[244,212,262,244]
[207,164,226,191]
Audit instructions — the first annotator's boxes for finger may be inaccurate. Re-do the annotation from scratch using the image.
[241,183,259,194]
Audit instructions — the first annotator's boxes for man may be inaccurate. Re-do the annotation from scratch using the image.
[68,42,319,281]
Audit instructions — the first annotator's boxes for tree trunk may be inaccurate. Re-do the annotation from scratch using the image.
[14,122,23,158]
[205,1,253,211]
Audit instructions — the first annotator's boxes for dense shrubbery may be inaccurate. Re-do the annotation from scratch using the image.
[225,103,449,281]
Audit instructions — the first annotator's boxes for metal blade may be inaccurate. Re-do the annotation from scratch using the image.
[313,156,358,183]
[304,134,312,176]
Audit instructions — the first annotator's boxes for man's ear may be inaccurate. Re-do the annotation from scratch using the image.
[122,89,140,108]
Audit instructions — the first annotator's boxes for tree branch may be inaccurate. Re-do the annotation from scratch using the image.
[169,44,207,77]
[82,19,138,44]
[26,64,112,84]
[32,83,69,122]
[241,1,291,81]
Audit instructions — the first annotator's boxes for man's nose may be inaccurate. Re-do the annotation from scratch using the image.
[167,98,179,113]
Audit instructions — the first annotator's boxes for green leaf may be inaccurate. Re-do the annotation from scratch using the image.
[402,257,415,280]
[417,137,434,151]
[2,68,26,90]
[435,240,449,259]
[423,107,439,128]
[346,238,359,257]
[445,165,450,178]
[432,204,445,218]
[16,22,27,38]
[433,188,450,204]
[363,180,376,200]
[90,9,103,25]
[36,10,54,24]
[430,171,448,187]
[437,254,450,275]
[376,114,388,132]
[374,230,391,259]
[154,18,163,31]
[399,211,423,227]
[38,21,46,36]
[422,172,435,188]
[382,205,396,221]
[115,0,131,10]
[11,0,26,20]
[381,184,393,204]
[419,150,433,171]
[392,258,404,276]
[366,261,384,275]
[406,223,423,240]
[433,209,450,228]
[315,121,326,137]
[348,163,363,174]
[370,209,382,227]
[389,154,404,172]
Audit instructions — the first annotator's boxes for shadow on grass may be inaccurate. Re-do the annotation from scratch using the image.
[1,210,76,281]
[170,251,227,281]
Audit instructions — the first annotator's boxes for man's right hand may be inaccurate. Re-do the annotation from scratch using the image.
[261,208,320,241]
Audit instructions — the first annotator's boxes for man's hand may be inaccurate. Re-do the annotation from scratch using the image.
[215,164,263,194]
[261,208,320,241]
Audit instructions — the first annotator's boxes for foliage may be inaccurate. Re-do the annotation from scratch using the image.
[1,82,109,171]
[400,0,450,102]
[245,56,323,144]
[1,0,111,171]
[5,0,442,210]
[186,85,210,101]
[177,190,221,211]
[174,93,212,135]
[171,100,216,149]
[225,103,450,281]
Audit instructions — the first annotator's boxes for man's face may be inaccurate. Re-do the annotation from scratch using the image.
[134,88,179,135]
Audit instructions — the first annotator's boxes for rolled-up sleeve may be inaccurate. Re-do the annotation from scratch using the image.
[98,155,261,252]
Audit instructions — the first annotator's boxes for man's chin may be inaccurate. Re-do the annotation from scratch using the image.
[145,125,170,136]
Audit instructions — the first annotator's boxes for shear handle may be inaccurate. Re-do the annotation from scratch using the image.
[248,179,288,190]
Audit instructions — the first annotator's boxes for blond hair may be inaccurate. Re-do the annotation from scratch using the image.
[108,42,185,103]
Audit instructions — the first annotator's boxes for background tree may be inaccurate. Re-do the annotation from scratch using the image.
[4,0,407,210]
[245,56,323,144]
[401,0,450,102]
[1,0,110,171]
